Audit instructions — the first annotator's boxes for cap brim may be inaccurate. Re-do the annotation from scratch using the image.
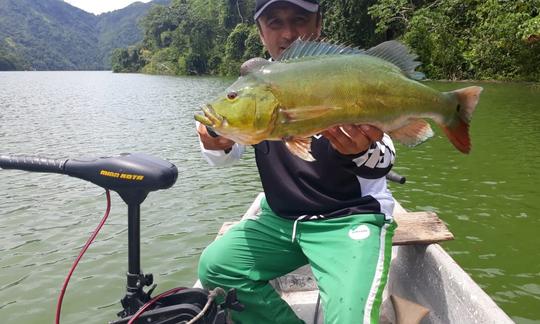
[254,0,319,20]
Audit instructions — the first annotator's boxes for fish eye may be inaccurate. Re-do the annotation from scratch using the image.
[227,91,238,101]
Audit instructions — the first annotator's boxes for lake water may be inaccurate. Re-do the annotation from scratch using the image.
[0,71,538,323]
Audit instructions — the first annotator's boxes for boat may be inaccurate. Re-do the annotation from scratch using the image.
[0,154,514,323]
[196,192,514,323]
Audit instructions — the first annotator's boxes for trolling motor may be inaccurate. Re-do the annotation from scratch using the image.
[0,153,242,324]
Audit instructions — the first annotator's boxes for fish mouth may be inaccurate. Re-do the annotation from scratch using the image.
[195,104,224,128]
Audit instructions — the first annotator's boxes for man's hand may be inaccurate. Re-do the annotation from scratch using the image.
[322,124,383,155]
[197,123,235,151]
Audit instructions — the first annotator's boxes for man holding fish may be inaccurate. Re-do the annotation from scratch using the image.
[196,0,481,323]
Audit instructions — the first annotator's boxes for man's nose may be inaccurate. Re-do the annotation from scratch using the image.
[281,23,299,41]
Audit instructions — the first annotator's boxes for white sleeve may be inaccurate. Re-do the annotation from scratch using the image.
[196,121,245,166]
[199,141,245,167]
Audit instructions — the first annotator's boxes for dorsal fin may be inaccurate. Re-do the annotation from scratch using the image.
[278,38,365,61]
[365,41,425,80]
[277,39,425,80]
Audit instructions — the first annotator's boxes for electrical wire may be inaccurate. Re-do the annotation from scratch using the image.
[55,190,111,324]
[127,287,225,324]
[127,287,187,324]
[53,190,224,324]
[186,287,225,324]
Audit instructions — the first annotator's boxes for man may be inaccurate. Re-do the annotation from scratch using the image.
[197,1,396,323]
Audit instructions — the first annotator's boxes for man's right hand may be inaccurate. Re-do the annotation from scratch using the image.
[197,123,235,151]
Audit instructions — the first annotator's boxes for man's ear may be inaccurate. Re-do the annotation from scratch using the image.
[315,13,322,38]
[258,27,267,48]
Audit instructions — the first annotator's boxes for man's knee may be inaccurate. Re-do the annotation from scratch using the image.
[198,243,220,286]
[198,239,238,288]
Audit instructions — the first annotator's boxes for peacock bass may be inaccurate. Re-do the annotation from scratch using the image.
[195,39,483,161]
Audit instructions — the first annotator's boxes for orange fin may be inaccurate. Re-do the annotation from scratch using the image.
[284,137,315,161]
[441,86,483,154]
[390,294,430,324]
[389,119,434,147]
[280,106,340,124]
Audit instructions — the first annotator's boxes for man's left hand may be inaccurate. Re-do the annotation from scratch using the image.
[322,124,383,155]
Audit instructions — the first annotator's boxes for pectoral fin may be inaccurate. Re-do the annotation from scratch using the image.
[389,119,434,147]
[284,137,315,161]
[280,106,341,124]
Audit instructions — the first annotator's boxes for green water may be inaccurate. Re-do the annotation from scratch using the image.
[390,81,540,323]
[0,72,538,323]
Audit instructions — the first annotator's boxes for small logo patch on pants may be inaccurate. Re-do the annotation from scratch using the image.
[348,224,370,240]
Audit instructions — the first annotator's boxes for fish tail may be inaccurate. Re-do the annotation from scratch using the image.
[440,86,483,154]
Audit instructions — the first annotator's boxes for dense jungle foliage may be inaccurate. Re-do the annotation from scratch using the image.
[112,0,539,81]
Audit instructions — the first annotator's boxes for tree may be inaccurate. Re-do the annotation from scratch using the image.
[369,0,540,80]
[220,23,264,75]
[111,0,539,80]
[468,0,540,80]
[320,0,385,47]
[0,56,17,70]
[219,0,255,29]
[111,46,146,72]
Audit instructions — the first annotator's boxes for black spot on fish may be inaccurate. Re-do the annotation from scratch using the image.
[457,104,461,112]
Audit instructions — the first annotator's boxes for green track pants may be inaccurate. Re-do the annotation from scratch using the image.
[198,198,396,324]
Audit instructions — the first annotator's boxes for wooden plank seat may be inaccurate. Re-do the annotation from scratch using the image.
[217,194,454,246]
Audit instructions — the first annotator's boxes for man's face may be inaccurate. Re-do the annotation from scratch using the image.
[258,3,321,59]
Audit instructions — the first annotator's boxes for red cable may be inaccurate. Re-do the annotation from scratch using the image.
[127,287,186,324]
[55,189,111,324]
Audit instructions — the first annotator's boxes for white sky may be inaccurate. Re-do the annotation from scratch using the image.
[63,0,152,15]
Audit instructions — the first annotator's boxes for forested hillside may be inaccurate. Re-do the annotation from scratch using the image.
[0,0,170,70]
[112,0,262,75]
[97,0,171,67]
[0,0,99,70]
[112,0,539,81]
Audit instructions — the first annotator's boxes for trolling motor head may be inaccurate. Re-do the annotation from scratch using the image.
[0,153,178,205]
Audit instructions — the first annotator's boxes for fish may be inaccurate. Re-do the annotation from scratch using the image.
[195,39,483,161]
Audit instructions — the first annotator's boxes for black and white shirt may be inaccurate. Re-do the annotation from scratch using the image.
[199,131,396,221]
